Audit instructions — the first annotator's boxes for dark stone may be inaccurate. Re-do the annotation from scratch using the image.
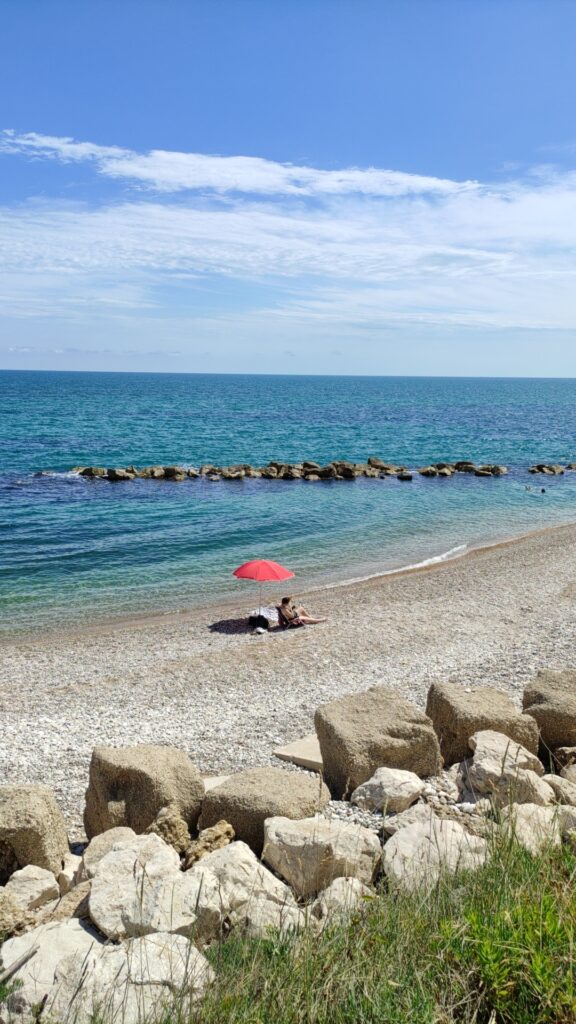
[106,468,135,481]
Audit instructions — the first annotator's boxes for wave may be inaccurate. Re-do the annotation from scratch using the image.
[33,470,84,479]
[317,543,469,591]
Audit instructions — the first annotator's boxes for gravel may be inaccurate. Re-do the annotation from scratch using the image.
[1,523,576,839]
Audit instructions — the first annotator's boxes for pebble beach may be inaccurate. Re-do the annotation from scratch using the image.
[1,522,576,838]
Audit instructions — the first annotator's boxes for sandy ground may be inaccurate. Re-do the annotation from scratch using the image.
[1,523,576,838]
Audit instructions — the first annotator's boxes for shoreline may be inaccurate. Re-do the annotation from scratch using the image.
[3,515,575,648]
[2,517,576,837]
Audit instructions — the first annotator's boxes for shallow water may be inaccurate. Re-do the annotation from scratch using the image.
[2,370,576,635]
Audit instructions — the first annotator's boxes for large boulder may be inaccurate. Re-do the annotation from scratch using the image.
[84,745,205,839]
[523,670,576,750]
[543,773,576,806]
[314,686,442,798]
[351,767,425,813]
[382,816,487,889]
[0,785,69,883]
[81,826,137,878]
[4,865,60,911]
[310,877,374,926]
[382,802,438,838]
[198,767,330,855]
[262,816,381,899]
[88,833,223,945]
[501,804,561,855]
[194,841,303,938]
[45,934,214,1024]
[0,919,103,1023]
[466,730,544,795]
[426,682,539,765]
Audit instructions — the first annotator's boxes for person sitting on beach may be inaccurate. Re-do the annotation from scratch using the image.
[277,596,326,627]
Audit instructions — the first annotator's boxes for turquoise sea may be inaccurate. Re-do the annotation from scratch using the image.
[2,371,576,637]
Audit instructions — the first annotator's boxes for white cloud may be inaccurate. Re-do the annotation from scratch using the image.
[1,130,576,365]
[0,130,476,197]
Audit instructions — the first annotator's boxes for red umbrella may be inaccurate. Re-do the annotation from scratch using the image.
[233,558,295,614]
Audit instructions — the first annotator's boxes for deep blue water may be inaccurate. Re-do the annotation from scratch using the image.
[2,370,576,636]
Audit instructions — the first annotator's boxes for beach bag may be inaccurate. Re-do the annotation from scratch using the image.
[248,614,269,630]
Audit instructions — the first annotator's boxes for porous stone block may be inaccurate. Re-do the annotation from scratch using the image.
[523,669,576,750]
[426,681,539,766]
[0,785,69,883]
[198,767,330,855]
[314,686,442,798]
[83,744,204,839]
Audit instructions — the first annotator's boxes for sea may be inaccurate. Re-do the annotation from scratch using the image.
[2,370,576,638]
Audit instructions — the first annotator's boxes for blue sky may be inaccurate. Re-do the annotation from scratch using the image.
[1,0,576,375]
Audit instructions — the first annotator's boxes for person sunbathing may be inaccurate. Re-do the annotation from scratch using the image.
[278,596,327,626]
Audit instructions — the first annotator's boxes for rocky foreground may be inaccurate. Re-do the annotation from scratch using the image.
[1,669,576,1022]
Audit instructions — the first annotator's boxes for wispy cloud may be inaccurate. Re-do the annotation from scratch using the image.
[0,130,476,197]
[1,130,576,364]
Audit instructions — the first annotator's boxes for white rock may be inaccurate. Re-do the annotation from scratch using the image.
[467,730,544,795]
[501,804,561,854]
[351,767,425,813]
[196,840,292,911]
[543,773,576,806]
[382,816,487,889]
[193,840,302,937]
[382,802,438,837]
[81,825,137,879]
[558,805,576,837]
[262,816,381,899]
[4,865,60,911]
[45,933,214,1024]
[134,869,223,944]
[233,893,305,938]
[89,833,222,944]
[491,768,555,807]
[0,919,103,1024]
[311,876,374,924]
[58,852,83,895]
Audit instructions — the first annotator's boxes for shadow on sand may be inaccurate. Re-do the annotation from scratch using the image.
[208,617,251,635]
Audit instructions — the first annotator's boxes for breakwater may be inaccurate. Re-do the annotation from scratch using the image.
[67,459,576,482]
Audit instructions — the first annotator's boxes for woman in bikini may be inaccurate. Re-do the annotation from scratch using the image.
[278,596,327,626]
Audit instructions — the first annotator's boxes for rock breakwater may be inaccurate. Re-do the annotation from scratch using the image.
[66,458,525,482]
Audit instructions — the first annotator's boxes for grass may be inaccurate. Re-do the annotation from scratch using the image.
[195,834,576,1024]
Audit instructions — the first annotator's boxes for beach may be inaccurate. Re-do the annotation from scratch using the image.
[1,521,575,838]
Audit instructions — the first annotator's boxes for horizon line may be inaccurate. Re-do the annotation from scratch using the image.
[1,367,576,381]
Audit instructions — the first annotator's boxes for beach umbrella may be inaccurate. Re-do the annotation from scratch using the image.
[233,558,295,615]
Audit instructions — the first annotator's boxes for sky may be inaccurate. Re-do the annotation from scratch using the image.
[1,0,576,376]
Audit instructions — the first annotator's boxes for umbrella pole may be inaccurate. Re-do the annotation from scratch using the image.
[259,583,263,616]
